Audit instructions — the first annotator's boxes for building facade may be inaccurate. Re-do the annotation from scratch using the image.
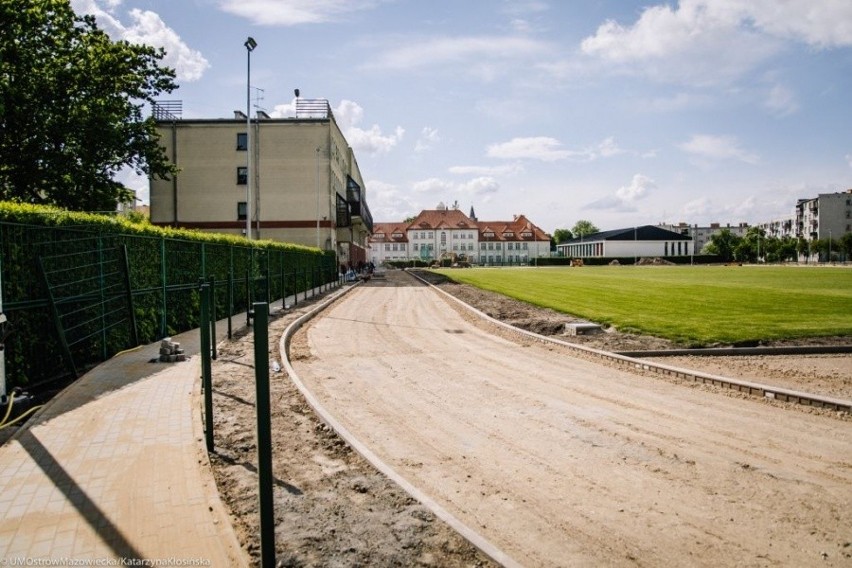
[369,205,551,265]
[660,222,753,253]
[795,190,852,241]
[557,225,692,259]
[149,100,372,268]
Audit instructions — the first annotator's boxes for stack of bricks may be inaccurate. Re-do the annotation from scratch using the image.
[159,338,186,362]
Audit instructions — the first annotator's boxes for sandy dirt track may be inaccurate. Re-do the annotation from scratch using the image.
[291,272,852,567]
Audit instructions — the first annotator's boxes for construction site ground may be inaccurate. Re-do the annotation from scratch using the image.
[211,269,850,567]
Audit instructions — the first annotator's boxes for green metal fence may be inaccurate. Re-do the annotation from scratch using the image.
[0,221,338,389]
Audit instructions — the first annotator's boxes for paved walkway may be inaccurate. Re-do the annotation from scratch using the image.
[0,291,315,566]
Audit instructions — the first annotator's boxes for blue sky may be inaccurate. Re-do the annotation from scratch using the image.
[72,0,852,234]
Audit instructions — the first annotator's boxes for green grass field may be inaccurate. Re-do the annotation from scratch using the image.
[432,266,852,346]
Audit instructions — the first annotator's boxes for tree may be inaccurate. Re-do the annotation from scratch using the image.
[552,228,573,244]
[571,220,599,238]
[796,237,810,263]
[0,0,178,211]
[840,232,852,261]
[703,228,740,262]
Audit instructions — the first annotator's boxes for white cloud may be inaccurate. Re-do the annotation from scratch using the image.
[679,134,759,164]
[487,136,624,162]
[218,0,384,26]
[584,174,655,212]
[71,0,209,82]
[270,98,404,154]
[487,137,573,161]
[681,194,758,223]
[365,36,549,75]
[333,100,404,155]
[411,176,500,201]
[448,164,524,176]
[577,0,852,86]
[580,1,775,82]
[764,84,799,117]
[415,127,440,153]
[596,137,623,158]
[270,99,298,118]
[366,179,421,221]
[641,91,715,112]
[412,178,455,194]
[616,174,655,202]
[459,176,500,196]
[743,0,852,48]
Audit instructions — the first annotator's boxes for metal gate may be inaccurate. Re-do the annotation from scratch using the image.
[37,245,137,378]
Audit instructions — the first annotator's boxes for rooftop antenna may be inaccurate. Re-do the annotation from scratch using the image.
[252,87,266,113]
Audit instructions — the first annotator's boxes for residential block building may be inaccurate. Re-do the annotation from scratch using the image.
[148,99,372,268]
[795,190,852,241]
[659,222,752,253]
[369,205,551,265]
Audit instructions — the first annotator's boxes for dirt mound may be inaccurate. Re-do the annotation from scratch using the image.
[636,257,675,265]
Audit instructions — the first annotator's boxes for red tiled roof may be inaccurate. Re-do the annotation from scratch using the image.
[372,211,550,243]
[409,209,477,230]
[369,222,409,243]
[478,215,549,241]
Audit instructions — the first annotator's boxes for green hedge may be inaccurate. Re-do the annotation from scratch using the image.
[0,202,336,389]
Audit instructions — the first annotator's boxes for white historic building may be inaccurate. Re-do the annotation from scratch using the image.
[369,205,551,265]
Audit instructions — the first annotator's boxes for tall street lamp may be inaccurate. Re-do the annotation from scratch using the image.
[828,229,832,263]
[315,147,321,249]
[244,37,257,240]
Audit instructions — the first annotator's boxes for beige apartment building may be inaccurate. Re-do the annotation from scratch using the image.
[149,99,372,268]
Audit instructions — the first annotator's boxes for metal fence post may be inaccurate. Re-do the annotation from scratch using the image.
[245,269,252,327]
[160,236,167,338]
[199,282,213,453]
[227,263,233,340]
[208,276,217,360]
[253,302,275,567]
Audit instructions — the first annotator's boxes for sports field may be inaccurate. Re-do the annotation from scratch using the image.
[431,265,852,345]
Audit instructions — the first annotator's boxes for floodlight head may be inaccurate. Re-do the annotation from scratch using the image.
[245,37,257,51]
[294,88,300,98]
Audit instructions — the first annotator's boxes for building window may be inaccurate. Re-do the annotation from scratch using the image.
[237,201,247,220]
[236,132,247,151]
[237,166,247,185]
[413,243,419,251]
[384,244,390,251]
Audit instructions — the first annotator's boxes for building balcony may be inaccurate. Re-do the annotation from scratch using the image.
[346,176,373,233]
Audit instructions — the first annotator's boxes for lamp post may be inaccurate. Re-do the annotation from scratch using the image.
[316,147,321,249]
[828,229,832,263]
[244,37,257,240]
[634,226,637,266]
